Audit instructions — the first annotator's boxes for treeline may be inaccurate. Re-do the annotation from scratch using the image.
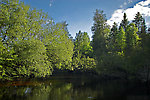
[92,10,150,82]
[0,0,95,80]
[0,0,150,82]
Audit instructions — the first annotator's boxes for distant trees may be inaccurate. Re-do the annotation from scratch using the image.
[92,10,150,81]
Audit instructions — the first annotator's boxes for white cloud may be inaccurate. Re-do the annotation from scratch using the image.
[107,0,150,27]
[107,9,124,26]
[138,0,150,6]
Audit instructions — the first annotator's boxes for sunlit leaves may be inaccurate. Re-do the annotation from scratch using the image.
[0,0,53,79]
[44,23,74,69]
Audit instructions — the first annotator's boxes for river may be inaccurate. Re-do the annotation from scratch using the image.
[0,74,150,100]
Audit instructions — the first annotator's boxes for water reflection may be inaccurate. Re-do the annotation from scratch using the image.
[0,76,150,100]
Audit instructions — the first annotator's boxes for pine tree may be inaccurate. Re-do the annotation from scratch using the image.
[120,13,129,31]
[133,12,143,27]
[116,27,126,53]
[109,22,119,52]
[72,31,95,70]
[91,9,109,60]
[133,12,143,33]
[141,18,147,34]
[133,12,147,47]
[125,23,139,55]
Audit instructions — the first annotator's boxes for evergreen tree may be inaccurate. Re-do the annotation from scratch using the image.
[133,12,145,35]
[116,27,126,53]
[120,13,129,31]
[74,31,92,57]
[125,23,139,56]
[91,9,110,60]
[133,12,143,33]
[91,9,111,75]
[73,31,95,71]
[141,18,147,34]
[109,22,119,52]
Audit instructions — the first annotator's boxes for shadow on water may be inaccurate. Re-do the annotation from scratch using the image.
[0,74,150,100]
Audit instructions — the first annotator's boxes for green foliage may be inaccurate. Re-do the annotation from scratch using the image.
[0,0,75,80]
[74,31,93,57]
[72,31,96,71]
[119,13,129,31]
[0,0,149,82]
[72,55,96,71]
[116,27,126,53]
[44,23,74,70]
[0,0,53,80]
[96,54,126,78]
[91,9,110,60]
[13,38,53,77]
[108,23,126,53]
[92,10,150,81]
[125,23,140,56]
[133,12,145,34]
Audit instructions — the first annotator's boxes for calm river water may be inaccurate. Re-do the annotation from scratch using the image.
[0,74,150,100]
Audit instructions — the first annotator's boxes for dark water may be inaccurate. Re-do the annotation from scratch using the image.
[0,75,150,100]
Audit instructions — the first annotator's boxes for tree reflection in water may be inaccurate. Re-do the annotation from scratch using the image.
[0,77,150,100]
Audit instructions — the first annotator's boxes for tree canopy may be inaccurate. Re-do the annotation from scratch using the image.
[0,0,150,82]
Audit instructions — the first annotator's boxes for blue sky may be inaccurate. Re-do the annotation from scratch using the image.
[21,0,146,39]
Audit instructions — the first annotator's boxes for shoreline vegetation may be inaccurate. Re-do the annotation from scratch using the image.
[0,0,150,85]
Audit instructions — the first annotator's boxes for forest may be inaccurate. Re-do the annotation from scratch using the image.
[0,0,150,83]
